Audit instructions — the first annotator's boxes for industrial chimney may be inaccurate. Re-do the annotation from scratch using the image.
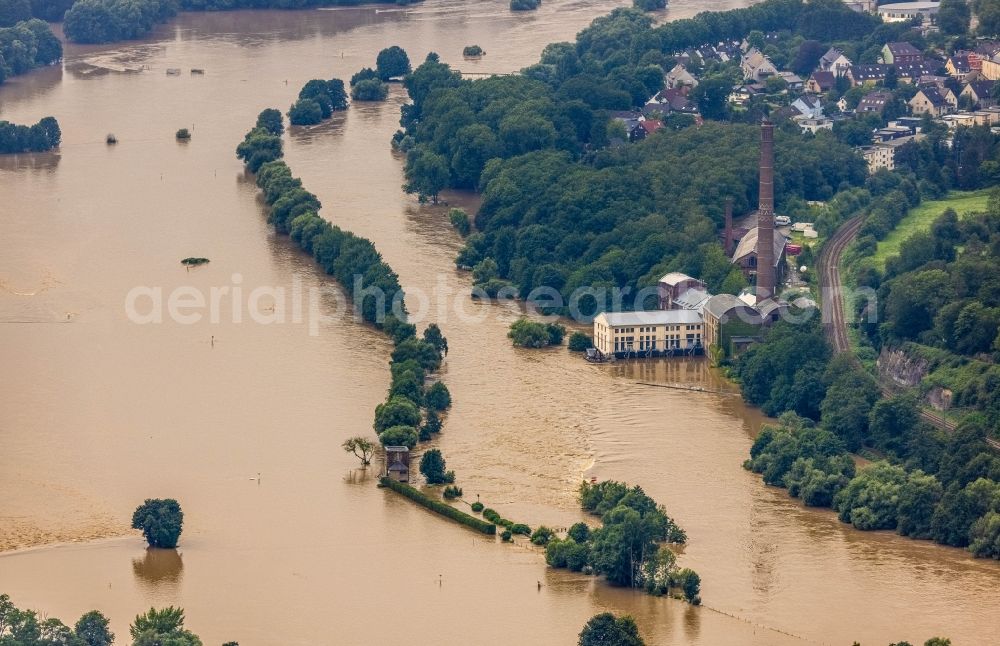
[756,120,775,304]
[724,197,734,256]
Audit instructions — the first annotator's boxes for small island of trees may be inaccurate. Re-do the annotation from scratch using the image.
[508,318,565,348]
[288,78,348,126]
[175,128,191,140]
[510,0,540,11]
[131,498,184,548]
[462,44,484,57]
[0,17,63,86]
[0,117,61,154]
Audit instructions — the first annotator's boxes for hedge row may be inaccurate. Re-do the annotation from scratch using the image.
[381,477,496,535]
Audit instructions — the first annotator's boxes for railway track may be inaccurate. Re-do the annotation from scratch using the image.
[818,217,976,440]
[817,215,862,354]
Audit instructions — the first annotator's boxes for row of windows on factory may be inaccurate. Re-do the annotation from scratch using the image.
[614,325,702,334]
[614,333,703,352]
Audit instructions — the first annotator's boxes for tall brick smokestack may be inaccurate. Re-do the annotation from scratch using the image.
[756,120,775,304]
[724,197,734,256]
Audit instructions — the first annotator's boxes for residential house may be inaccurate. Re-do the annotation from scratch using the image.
[982,53,1000,81]
[820,47,853,76]
[881,41,924,66]
[896,60,937,83]
[857,91,894,114]
[643,87,698,116]
[610,111,647,142]
[807,71,836,93]
[778,71,804,91]
[666,63,699,89]
[859,134,922,173]
[741,48,778,82]
[848,64,890,86]
[946,54,974,82]
[962,79,997,108]
[791,95,824,119]
[909,86,952,117]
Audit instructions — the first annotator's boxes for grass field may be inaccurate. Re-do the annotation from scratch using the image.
[871,189,992,268]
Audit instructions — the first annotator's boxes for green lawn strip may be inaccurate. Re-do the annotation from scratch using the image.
[871,190,991,269]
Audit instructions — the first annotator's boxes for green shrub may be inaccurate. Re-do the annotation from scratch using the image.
[380,477,496,535]
[530,526,555,545]
[501,529,513,542]
[175,128,191,140]
[351,78,389,101]
[471,502,484,513]
[443,485,463,499]
[510,523,531,536]
[568,522,591,543]
[425,381,452,411]
[483,508,501,523]
[568,331,593,352]
[462,45,484,57]
[449,208,471,236]
[378,425,419,448]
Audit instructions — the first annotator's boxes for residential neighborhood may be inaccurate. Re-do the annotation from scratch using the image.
[610,17,1000,176]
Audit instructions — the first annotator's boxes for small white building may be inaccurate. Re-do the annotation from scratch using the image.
[593,310,705,358]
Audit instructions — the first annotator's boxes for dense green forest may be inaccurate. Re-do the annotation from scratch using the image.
[394,0,884,304]
[0,17,61,84]
[0,116,60,153]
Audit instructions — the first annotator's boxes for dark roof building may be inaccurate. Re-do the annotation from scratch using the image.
[858,91,893,114]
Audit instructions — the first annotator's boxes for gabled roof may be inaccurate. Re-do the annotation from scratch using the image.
[703,294,763,323]
[895,61,935,79]
[850,64,890,81]
[965,79,996,99]
[732,226,786,267]
[809,71,836,90]
[640,119,662,135]
[949,54,972,74]
[886,42,922,58]
[915,85,947,107]
[858,91,893,111]
[821,47,846,66]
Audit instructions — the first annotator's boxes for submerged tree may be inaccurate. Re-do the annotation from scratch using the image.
[578,613,645,646]
[342,436,377,467]
[131,499,184,548]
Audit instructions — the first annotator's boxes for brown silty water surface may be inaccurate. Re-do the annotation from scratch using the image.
[1,1,998,644]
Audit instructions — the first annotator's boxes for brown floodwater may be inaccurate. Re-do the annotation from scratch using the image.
[1,1,998,644]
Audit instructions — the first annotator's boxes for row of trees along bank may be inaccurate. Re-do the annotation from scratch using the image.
[235,104,455,465]
[53,0,422,44]
[735,317,1000,559]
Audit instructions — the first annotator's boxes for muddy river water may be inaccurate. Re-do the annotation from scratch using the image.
[1,1,998,644]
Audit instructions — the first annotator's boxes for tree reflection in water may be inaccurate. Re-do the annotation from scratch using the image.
[132,548,184,593]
